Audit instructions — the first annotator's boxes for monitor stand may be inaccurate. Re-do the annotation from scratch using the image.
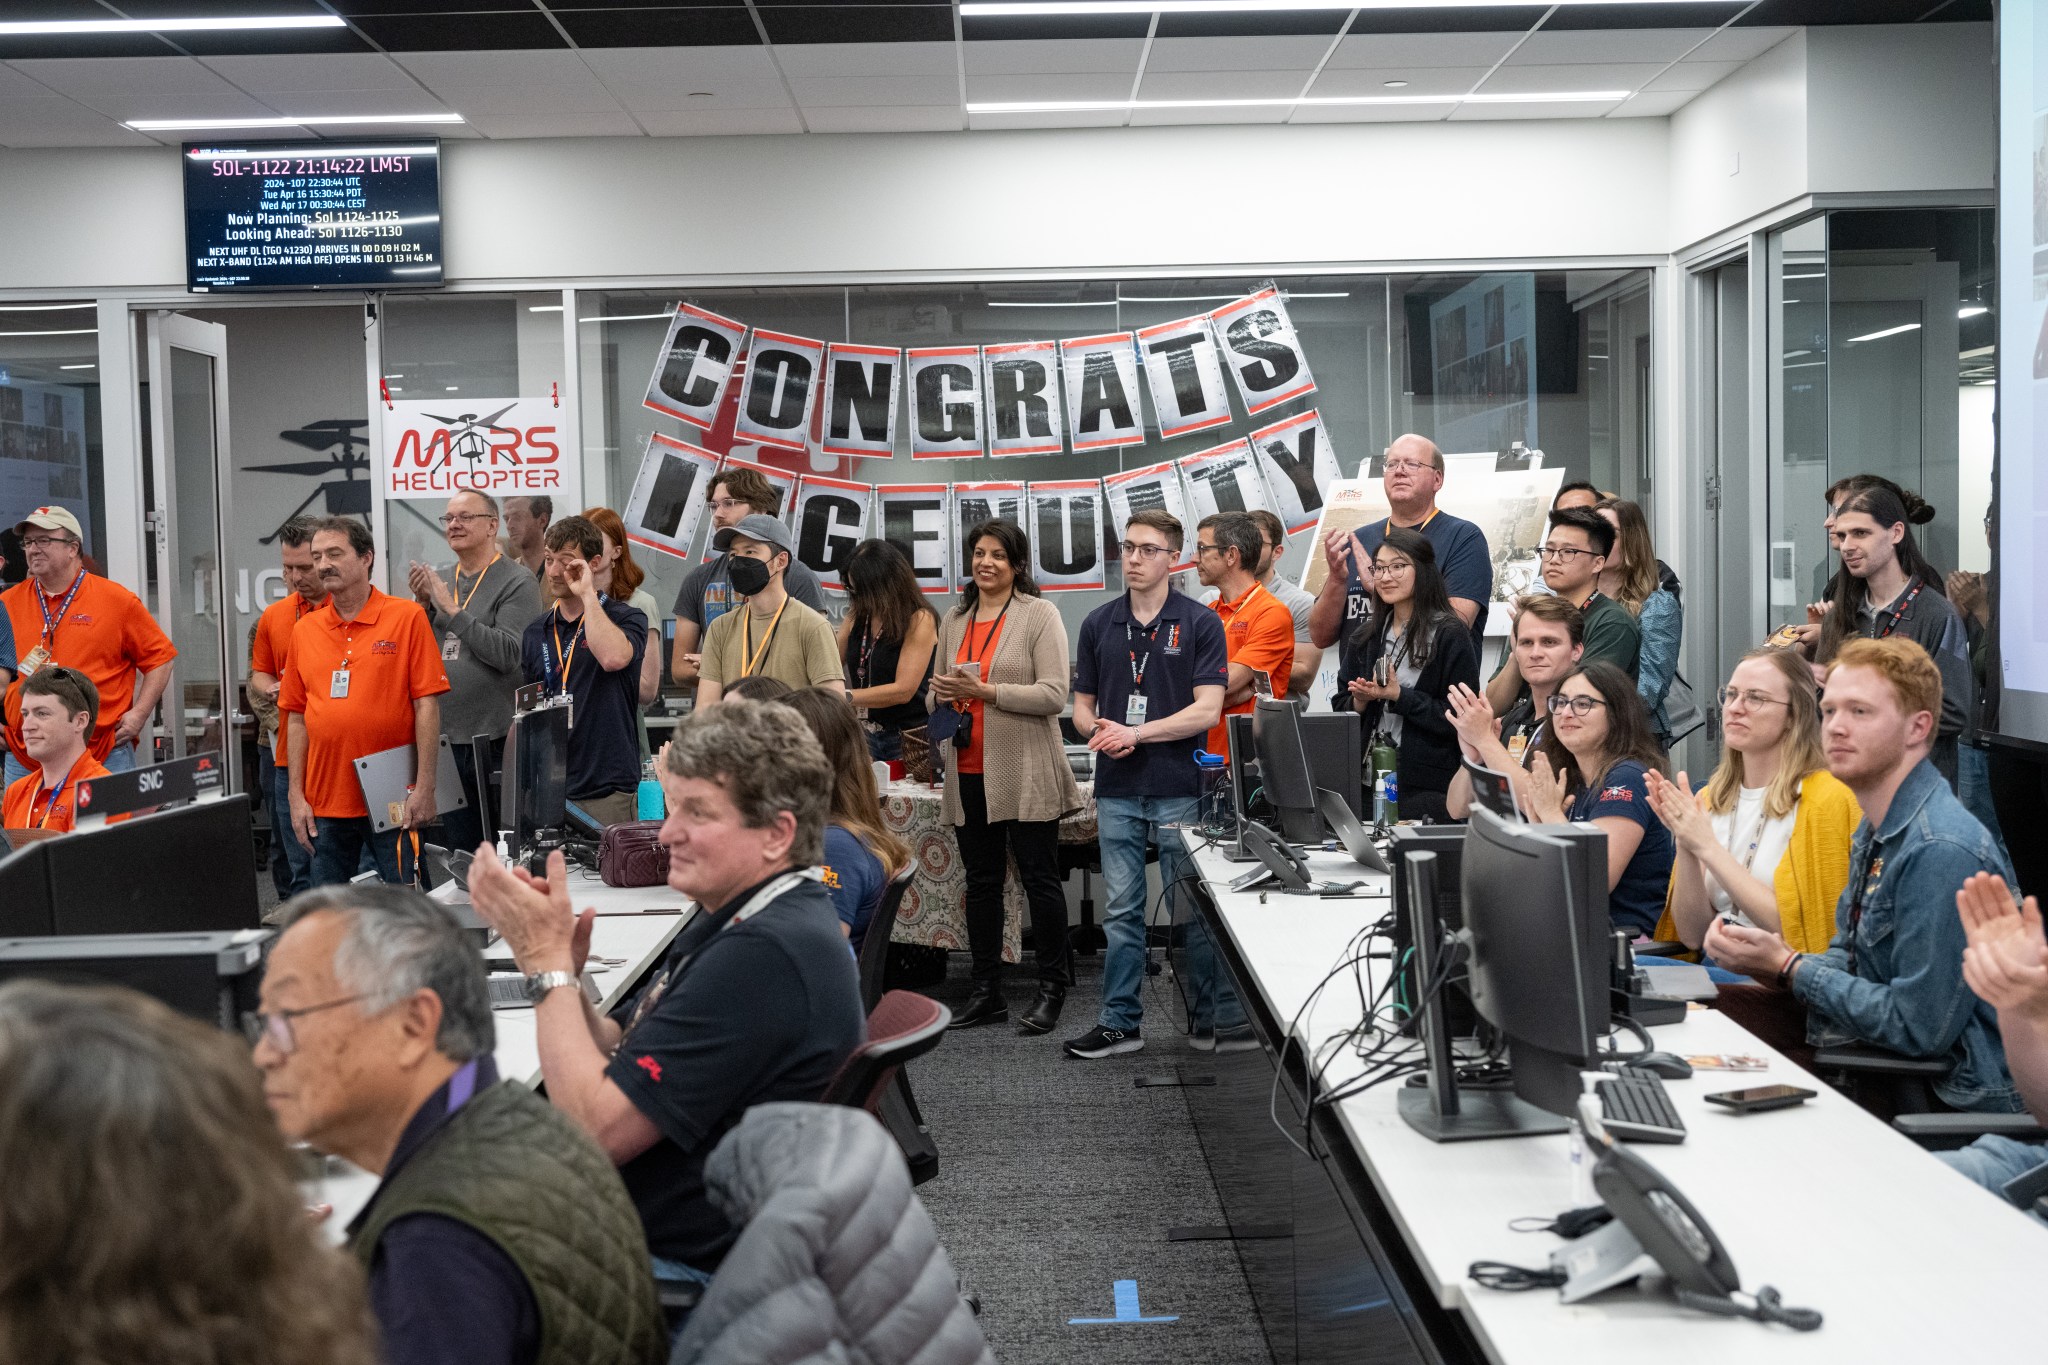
[1397,1085,1569,1142]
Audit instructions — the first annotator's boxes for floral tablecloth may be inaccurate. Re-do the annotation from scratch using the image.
[879,779,1097,963]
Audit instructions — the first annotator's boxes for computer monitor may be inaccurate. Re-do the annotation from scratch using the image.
[502,703,569,865]
[0,930,269,1032]
[1250,698,1317,843]
[1227,711,1362,849]
[0,841,54,937]
[42,796,261,937]
[1388,824,1470,1035]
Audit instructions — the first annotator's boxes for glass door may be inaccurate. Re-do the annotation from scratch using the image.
[144,311,239,791]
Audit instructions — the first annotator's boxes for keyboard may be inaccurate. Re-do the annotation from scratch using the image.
[1592,1070,1687,1144]
[487,973,530,1009]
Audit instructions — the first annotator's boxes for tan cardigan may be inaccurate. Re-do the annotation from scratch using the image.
[931,591,1082,826]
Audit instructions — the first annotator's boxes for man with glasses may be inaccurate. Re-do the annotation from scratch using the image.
[1308,433,1493,654]
[1488,506,1638,715]
[1248,509,1322,696]
[669,467,824,689]
[2,506,175,786]
[1068,510,1227,1057]
[501,496,552,580]
[1197,512,1294,763]
[407,490,543,855]
[252,884,664,1365]
[250,516,329,898]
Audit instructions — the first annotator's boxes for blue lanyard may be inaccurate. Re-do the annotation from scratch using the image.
[37,571,85,646]
[32,757,79,829]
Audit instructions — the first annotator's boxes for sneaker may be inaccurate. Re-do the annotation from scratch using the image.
[1189,1027,1217,1052]
[1213,1024,1259,1054]
[1064,1025,1144,1059]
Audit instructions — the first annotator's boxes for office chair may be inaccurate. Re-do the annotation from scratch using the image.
[859,863,918,1013]
[1814,1043,1964,1119]
[820,990,951,1114]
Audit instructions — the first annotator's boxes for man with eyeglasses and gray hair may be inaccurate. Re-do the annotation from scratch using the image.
[406,489,543,854]
[252,883,665,1365]
[1307,433,1493,653]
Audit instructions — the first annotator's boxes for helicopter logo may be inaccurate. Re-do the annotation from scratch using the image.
[250,418,372,546]
[420,403,521,469]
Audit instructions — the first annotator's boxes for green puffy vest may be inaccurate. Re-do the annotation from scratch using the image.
[349,1081,666,1365]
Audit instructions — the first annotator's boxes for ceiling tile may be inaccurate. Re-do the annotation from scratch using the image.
[1641,60,1745,93]
[463,109,644,138]
[1143,35,1338,72]
[0,36,179,61]
[772,41,956,76]
[1476,63,1662,95]
[1155,11,1346,38]
[158,27,375,57]
[582,47,789,108]
[1137,69,1312,102]
[115,0,332,15]
[328,1,538,14]
[1128,104,1290,126]
[965,108,1126,130]
[1609,90,1698,117]
[545,0,748,8]
[1448,98,1626,120]
[11,56,245,98]
[242,89,455,116]
[965,72,1131,104]
[1309,67,1487,99]
[1539,2,1744,30]
[0,67,63,100]
[637,106,803,135]
[1289,102,1448,124]
[554,9,761,47]
[349,13,567,51]
[962,38,1146,74]
[801,105,961,133]
[394,48,602,88]
[60,90,287,123]
[1344,8,1542,36]
[785,74,958,107]
[1685,26,1797,62]
[1507,28,1714,65]
[758,6,954,44]
[962,15,1151,42]
[1325,31,1525,70]
[0,98,155,148]
[199,52,419,93]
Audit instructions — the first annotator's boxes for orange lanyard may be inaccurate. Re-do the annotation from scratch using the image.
[1386,507,1440,537]
[453,555,498,613]
[549,610,585,691]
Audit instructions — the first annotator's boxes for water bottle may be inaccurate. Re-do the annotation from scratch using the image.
[1194,750,1231,831]
[1371,737,1399,831]
[636,756,665,822]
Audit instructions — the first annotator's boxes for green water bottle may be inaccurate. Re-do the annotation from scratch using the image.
[1370,736,1399,831]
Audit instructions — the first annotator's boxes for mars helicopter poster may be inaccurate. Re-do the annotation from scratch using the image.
[379,397,579,507]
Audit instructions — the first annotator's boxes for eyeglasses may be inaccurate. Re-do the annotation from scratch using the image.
[437,512,494,528]
[240,995,361,1055]
[1119,541,1174,561]
[1195,542,1222,558]
[1546,693,1610,717]
[1721,687,1790,711]
[1383,459,1437,475]
[20,535,75,551]
[1537,544,1597,562]
[709,498,747,513]
[1368,560,1414,577]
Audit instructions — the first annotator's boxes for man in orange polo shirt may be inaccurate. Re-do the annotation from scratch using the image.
[1,666,108,833]
[278,517,448,888]
[2,506,176,787]
[248,516,327,898]
[1196,511,1294,760]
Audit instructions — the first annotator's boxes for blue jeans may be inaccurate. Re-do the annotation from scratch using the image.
[269,760,315,899]
[1097,795,1219,1032]
[309,815,409,888]
[1958,743,2009,866]
[866,729,904,762]
[1938,1135,2048,1219]
[5,739,134,788]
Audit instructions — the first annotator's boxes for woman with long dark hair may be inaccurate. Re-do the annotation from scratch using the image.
[836,539,938,762]
[1335,527,1478,823]
[928,520,1081,1032]
[1523,661,1675,935]
[782,687,913,952]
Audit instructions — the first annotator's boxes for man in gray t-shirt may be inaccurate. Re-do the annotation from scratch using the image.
[669,465,825,685]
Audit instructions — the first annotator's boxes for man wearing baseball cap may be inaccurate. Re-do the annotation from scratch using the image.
[2,507,175,787]
[692,514,843,706]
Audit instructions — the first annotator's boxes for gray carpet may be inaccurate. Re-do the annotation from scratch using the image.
[907,953,1274,1365]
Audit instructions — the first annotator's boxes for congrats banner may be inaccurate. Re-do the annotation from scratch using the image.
[982,341,1064,458]
[1026,479,1106,591]
[952,480,1026,585]
[1213,287,1317,418]
[820,343,901,459]
[734,331,825,453]
[1060,332,1144,453]
[644,304,746,431]
[621,432,718,558]
[1179,438,1277,522]
[1136,313,1233,441]
[1247,407,1341,533]
[790,474,872,591]
[877,483,954,593]
[906,347,984,459]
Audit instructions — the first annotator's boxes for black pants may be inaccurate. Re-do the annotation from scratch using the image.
[953,772,1070,990]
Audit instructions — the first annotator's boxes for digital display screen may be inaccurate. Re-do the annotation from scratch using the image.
[1996,7,2048,744]
[182,139,443,292]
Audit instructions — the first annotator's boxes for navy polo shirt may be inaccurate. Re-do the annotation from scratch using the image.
[1345,510,1493,640]
[1075,589,1228,800]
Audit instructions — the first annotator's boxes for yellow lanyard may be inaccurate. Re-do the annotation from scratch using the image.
[1386,507,1440,537]
[741,598,790,677]
[453,554,499,613]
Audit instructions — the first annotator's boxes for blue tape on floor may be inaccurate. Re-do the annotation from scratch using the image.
[1069,1279,1180,1325]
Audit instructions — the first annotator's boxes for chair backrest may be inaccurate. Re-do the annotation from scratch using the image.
[857,861,918,1013]
[821,990,951,1113]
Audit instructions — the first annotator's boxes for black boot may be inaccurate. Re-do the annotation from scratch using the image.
[949,985,1008,1029]
[1017,981,1067,1035]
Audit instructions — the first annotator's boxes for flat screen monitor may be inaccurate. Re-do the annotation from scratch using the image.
[1228,710,1363,826]
[0,842,54,937]
[43,797,260,936]
[504,704,569,858]
[182,140,443,292]
[1250,698,1318,844]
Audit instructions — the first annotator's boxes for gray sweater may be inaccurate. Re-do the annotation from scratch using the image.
[420,555,544,746]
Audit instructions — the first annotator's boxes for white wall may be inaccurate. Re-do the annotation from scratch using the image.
[1805,23,1994,198]
[1668,31,1809,253]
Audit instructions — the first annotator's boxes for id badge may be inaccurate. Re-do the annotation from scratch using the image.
[18,645,50,677]
[1506,733,1528,763]
[1123,694,1149,728]
[330,668,350,699]
[441,633,461,663]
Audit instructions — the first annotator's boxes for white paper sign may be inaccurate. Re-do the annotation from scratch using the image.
[642,303,746,431]
[1103,459,1197,570]
[790,474,871,592]
[734,330,824,453]
[1135,313,1232,441]
[906,346,984,459]
[1025,479,1106,591]
[1211,288,1317,417]
[381,397,577,507]
[1178,438,1277,521]
[1246,407,1341,534]
[951,480,1026,583]
[820,343,901,459]
[877,483,953,593]
[621,432,719,560]
[1059,332,1145,453]
[981,341,1065,458]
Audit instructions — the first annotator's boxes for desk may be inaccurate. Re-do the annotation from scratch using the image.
[313,873,692,1239]
[1179,840,2048,1364]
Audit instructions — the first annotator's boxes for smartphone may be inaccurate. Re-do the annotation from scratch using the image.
[1704,1084,1815,1114]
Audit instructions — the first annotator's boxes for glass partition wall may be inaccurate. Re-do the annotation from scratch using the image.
[0,302,105,586]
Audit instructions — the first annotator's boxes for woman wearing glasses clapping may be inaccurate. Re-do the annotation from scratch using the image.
[1645,648,1860,959]
[1517,661,1675,936]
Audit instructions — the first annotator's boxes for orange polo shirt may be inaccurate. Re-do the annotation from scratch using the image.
[2,753,111,833]
[249,591,325,766]
[2,573,177,773]
[1207,580,1294,760]
[277,588,449,819]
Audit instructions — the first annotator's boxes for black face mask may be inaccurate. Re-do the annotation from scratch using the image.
[726,554,773,598]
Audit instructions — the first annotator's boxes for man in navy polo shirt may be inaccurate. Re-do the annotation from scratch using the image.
[1064,509,1227,1060]
[1307,433,1493,653]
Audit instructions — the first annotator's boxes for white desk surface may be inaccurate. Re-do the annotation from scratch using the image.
[1189,841,2048,1362]
[314,874,692,1237]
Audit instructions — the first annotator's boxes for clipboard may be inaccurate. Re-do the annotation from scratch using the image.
[354,735,469,834]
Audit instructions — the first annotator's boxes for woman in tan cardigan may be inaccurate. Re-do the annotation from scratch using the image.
[929,519,1082,1033]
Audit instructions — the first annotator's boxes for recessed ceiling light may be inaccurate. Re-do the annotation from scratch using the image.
[446,386,460,392]
[1959,305,1989,319]
[968,91,1627,113]
[0,15,345,36]
[529,305,565,313]
[0,328,97,338]
[60,364,96,371]
[133,114,462,131]
[1845,323,1921,343]
[0,302,96,312]
[963,1,1704,13]
[579,312,676,324]
[1383,80,1409,88]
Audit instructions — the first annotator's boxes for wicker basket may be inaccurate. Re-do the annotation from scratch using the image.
[899,724,939,786]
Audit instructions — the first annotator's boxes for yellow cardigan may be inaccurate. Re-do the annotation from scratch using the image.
[1654,769,1861,956]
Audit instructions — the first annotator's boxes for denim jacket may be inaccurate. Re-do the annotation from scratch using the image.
[1790,758,2021,1112]
[1635,587,1682,736]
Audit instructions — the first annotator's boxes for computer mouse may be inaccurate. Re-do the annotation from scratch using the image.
[1634,1051,1693,1080]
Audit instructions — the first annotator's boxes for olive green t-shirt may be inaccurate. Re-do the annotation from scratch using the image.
[699,595,843,694]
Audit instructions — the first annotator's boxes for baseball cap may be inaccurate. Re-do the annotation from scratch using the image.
[713,514,795,556]
[16,506,82,542]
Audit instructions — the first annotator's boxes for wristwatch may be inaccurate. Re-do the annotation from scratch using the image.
[524,970,580,1004]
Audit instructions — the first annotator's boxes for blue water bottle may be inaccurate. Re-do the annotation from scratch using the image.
[636,756,665,822]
